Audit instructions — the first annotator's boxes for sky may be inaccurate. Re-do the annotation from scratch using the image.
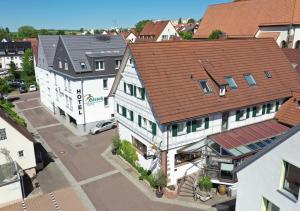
[1,0,230,31]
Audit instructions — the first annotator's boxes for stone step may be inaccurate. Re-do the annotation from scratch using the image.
[179,192,194,198]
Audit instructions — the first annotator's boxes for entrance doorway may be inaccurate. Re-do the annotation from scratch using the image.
[222,112,229,131]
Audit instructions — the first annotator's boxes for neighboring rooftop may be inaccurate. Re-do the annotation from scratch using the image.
[0,41,31,57]
[126,39,300,124]
[276,91,300,126]
[282,48,300,72]
[137,21,169,41]
[194,0,300,38]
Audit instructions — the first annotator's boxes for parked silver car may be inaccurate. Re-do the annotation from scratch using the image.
[90,118,116,135]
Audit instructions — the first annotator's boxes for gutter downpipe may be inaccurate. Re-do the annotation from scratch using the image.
[80,72,87,133]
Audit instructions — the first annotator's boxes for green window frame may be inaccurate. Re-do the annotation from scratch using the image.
[187,121,192,133]
[172,124,178,137]
[236,110,241,121]
[141,88,145,100]
[122,106,126,117]
[204,117,209,129]
[262,105,266,115]
[138,115,142,127]
[252,106,257,117]
[275,101,280,112]
[246,108,250,118]
[124,82,127,93]
[151,122,157,136]
[266,103,272,114]
[130,110,134,121]
[117,104,119,113]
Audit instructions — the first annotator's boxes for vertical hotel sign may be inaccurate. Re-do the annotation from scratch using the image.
[77,89,83,115]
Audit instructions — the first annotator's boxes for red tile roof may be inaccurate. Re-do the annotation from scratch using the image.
[276,91,300,126]
[138,21,169,41]
[209,120,289,149]
[282,48,300,72]
[129,38,300,124]
[194,0,300,38]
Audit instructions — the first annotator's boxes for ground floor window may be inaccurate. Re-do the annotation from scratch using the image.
[68,115,77,126]
[58,107,66,118]
[262,197,280,211]
[133,137,147,158]
[175,152,202,166]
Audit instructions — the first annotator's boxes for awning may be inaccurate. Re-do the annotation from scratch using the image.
[177,139,206,153]
[208,120,289,150]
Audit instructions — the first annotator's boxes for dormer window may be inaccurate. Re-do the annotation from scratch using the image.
[115,60,121,69]
[64,61,68,70]
[264,71,272,78]
[244,74,256,86]
[95,61,105,71]
[58,60,62,69]
[225,76,238,89]
[199,80,212,94]
[80,62,86,69]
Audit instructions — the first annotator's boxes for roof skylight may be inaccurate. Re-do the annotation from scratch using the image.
[244,74,256,86]
[225,76,238,89]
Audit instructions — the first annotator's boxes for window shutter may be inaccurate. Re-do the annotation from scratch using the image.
[138,115,142,127]
[124,82,127,93]
[133,86,137,97]
[117,104,119,113]
[172,124,178,137]
[141,88,145,100]
[236,110,241,121]
[187,121,191,133]
[252,107,257,117]
[275,101,280,112]
[152,122,157,136]
[205,117,209,129]
[192,120,197,132]
[122,107,126,117]
[130,110,134,121]
[262,105,266,115]
[246,108,250,118]
[129,84,134,96]
[266,104,271,114]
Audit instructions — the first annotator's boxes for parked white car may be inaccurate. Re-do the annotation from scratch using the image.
[28,85,37,92]
[90,119,117,135]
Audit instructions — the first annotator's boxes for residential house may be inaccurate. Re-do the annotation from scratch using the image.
[194,0,300,48]
[235,124,300,211]
[35,35,126,135]
[110,38,300,185]
[0,41,31,77]
[137,20,179,42]
[121,30,137,43]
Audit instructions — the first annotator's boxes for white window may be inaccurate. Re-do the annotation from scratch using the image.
[115,60,121,69]
[136,87,143,99]
[95,61,105,70]
[256,105,263,116]
[103,79,108,89]
[65,96,69,108]
[281,161,300,200]
[195,119,204,131]
[69,97,73,111]
[162,35,168,40]
[177,122,186,135]
[104,97,109,107]
[18,150,24,158]
[59,60,62,69]
[0,128,7,140]
[65,61,68,70]
[262,198,279,211]
[142,117,148,129]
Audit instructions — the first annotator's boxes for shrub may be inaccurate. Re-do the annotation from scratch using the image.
[112,133,121,150]
[199,176,213,192]
[152,170,167,191]
[119,141,138,165]
[0,100,27,128]
[208,29,224,40]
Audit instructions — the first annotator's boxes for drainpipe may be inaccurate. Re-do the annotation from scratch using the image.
[81,76,86,133]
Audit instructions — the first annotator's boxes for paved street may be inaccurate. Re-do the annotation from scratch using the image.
[13,92,203,211]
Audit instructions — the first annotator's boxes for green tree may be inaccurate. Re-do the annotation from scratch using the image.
[18,26,38,38]
[39,29,52,35]
[179,31,193,40]
[135,20,152,34]
[178,17,182,24]
[0,27,11,40]
[208,29,224,40]
[8,61,20,79]
[56,30,65,35]
[22,49,34,76]
[94,29,100,34]
[0,79,10,95]
[5,27,10,34]
[187,18,196,24]
[80,28,84,33]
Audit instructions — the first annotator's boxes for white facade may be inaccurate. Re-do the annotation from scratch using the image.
[236,128,300,211]
[126,33,137,43]
[0,55,23,70]
[256,25,300,48]
[114,51,284,185]
[35,66,115,135]
[0,116,36,178]
[157,21,180,41]
[0,180,22,207]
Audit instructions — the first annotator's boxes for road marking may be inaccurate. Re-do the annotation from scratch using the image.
[78,170,119,186]
[19,106,43,111]
[36,123,62,130]
[49,192,61,211]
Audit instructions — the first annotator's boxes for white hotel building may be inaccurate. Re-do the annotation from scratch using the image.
[110,39,300,186]
[35,35,126,135]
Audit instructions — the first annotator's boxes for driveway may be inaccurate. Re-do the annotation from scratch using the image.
[14,93,200,211]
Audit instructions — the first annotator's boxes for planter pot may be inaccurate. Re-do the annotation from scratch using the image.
[163,185,178,199]
[156,190,164,198]
[111,148,117,155]
[218,184,227,195]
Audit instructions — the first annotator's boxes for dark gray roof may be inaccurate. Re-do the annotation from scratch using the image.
[0,42,31,57]
[60,35,126,72]
[38,35,59,66]
[234,124,300,173]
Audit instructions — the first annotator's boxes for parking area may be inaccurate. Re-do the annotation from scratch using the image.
[13,93,200,211]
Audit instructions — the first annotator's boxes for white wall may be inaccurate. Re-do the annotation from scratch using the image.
[0,181,22,207]
[0,56,23,70]
[126,33,137,43]
[236,130,300,211]
[0,118,36,172]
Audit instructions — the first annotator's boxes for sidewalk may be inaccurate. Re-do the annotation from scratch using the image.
[102,146,218,211]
